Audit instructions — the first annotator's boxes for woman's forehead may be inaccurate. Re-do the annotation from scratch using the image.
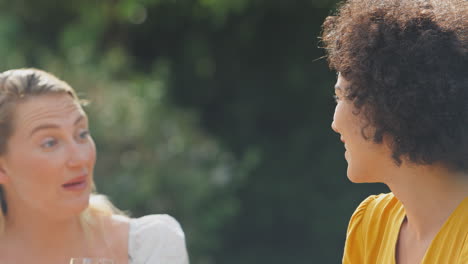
[12,94,85,133]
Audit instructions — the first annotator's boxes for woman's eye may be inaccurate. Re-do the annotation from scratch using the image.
[79,130,90,139]
[41,138,57,149]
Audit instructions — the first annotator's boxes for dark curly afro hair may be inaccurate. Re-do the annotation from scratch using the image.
[322,0,467,172]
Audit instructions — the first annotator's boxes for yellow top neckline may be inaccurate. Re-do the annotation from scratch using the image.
[391,196,468,264]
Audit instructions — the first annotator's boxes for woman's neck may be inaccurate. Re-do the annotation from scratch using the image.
[0,197,128,264]
[3,206,89,256]
[386,164,468,240]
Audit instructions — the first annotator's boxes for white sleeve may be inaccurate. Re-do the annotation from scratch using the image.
[128,214,189,264]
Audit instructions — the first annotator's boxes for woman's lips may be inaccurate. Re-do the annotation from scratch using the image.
[62,176,87,191]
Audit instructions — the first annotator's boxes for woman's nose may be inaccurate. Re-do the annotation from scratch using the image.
[331,121,338,133]
[331,103,340,133]
[67,143,91,168]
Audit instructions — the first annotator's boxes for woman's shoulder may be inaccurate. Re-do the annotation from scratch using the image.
[128,214,189,264]
[129,214,184,237]
[358,192,399,212]
[343,192,403,263]
[349,193,401,227]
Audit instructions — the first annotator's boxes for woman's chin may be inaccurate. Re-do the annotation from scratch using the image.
[346,168,368,183]
[61,193,91,216]
[347,174,365,183]
[347,170,379,183]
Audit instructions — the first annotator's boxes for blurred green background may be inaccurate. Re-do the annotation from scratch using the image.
[0,0,389,263]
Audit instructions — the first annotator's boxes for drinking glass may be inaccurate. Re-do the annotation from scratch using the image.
[69,258,115,264]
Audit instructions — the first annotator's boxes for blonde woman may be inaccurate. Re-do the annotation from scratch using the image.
[322,0,467,263]
[0,69,189,263]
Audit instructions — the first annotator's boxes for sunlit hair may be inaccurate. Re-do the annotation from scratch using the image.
[321,0,467,172]
[0,68,124,234]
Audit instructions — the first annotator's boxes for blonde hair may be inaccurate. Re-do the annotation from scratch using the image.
[0,68,124,234]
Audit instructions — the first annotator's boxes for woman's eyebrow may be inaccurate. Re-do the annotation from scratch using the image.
[29,115,86,137]
[73,115,86,125]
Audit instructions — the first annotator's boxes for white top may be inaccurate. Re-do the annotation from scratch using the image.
[128,214,189,264]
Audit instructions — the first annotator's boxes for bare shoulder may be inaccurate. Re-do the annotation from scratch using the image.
[104,213,130,242]
[109,213,131,229]
[97,214,131,262]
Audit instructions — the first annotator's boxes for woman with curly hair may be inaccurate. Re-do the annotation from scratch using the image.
[322,0,467,263]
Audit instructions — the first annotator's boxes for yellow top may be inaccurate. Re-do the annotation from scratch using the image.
[342,193,468,264]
